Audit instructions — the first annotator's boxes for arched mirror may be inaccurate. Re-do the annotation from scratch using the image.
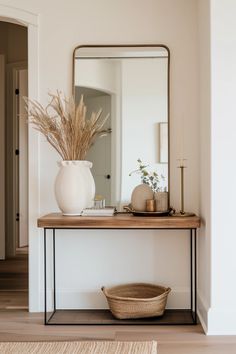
[73,45,170,210]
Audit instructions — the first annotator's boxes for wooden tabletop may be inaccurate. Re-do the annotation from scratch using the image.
[37,213,201,229]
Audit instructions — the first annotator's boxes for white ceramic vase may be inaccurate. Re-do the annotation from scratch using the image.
[55,160,95,216]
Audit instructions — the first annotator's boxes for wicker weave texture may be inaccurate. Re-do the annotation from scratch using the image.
[102,283,171,319]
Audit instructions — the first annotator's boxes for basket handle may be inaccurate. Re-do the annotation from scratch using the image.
[166,287,171,294]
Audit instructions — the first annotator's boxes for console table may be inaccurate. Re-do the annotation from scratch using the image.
[38,213,201,326]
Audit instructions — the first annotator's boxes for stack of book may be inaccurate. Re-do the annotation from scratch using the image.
[81,207,116,217]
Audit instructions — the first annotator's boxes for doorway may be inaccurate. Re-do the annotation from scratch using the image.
[0,21,28,309]
[76,87,112,205]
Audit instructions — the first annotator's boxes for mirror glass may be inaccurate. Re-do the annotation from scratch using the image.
[73,46,169,210]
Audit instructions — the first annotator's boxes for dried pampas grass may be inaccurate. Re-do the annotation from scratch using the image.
[24,92,108,160]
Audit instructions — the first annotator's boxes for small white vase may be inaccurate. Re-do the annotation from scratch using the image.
[55,160,95,216]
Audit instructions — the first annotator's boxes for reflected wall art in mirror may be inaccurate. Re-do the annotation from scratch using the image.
[73,45,170,210]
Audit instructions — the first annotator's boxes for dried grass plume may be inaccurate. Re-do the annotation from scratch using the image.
[24,92,108,160]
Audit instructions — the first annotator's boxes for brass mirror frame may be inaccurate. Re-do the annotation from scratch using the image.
[72,44,170,208]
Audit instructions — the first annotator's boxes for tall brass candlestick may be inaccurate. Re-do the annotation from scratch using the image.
[173,159,195,217]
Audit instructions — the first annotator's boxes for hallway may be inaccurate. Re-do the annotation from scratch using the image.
[0,250,28,309]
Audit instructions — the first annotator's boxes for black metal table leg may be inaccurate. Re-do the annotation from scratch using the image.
[190,228,198,324]
[194,228,197,324]
[44,228,47,325]
[190,229,193,314]
[53,228,56,312]
[44,228,57,325]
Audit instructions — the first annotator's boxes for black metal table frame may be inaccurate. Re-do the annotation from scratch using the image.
[43,227,197,325]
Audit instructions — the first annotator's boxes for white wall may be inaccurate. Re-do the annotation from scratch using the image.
[197,0,236,335]
[75,60,118,94]
[198,0,236,335]
[208,0,236,335]
[197,0,211,332]
[0,0,200,312]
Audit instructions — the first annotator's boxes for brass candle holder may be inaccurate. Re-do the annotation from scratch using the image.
[146,199,155,212]
[173,159,195,217]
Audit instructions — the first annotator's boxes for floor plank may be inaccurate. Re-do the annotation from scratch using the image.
[0,252,28,309]
[0,253,28,290]
[0,291,28,309]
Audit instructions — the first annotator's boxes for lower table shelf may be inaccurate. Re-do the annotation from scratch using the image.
[46,309,197,326]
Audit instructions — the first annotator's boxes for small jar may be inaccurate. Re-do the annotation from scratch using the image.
[146,199,155,212]
[94,195,105,209]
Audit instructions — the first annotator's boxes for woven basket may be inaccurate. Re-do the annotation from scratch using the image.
[102,283,171,319]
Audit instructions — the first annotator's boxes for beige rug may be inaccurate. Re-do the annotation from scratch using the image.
[0,341,157,354]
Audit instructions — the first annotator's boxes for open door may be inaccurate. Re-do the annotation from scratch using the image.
[6,63,28,256]
[0,55,5,259]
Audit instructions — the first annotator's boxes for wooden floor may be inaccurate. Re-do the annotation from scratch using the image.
[0,310,236,353]
[0,252,28,309]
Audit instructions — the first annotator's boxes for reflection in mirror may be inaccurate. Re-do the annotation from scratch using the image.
[73,46,169,210]
[75,87,112,205]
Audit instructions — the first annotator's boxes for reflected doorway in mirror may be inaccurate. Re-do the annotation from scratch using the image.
[75,87,112,205]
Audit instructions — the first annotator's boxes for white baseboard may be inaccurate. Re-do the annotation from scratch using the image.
[197,292,236,335]
[197,292,208,334]
[207,308,236,335]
